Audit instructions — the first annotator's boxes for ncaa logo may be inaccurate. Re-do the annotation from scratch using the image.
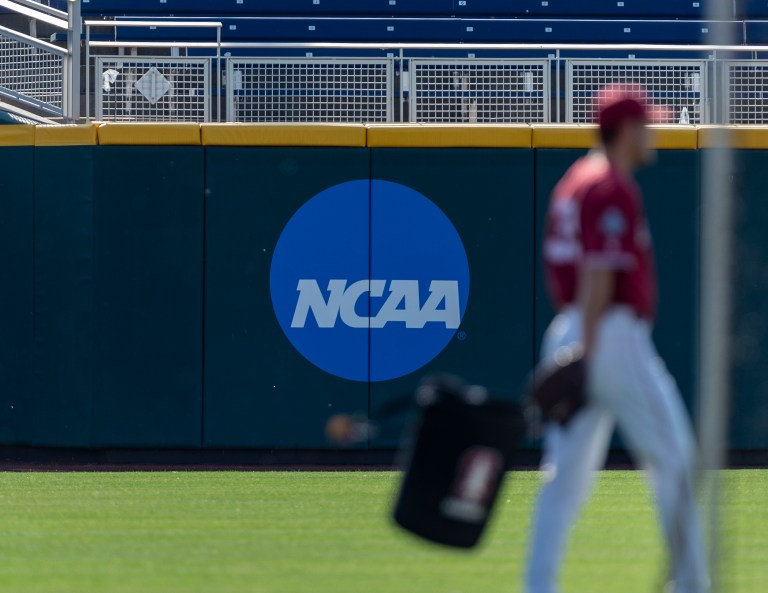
[270,180,470,382]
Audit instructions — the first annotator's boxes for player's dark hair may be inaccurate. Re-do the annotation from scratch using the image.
[600,124,621,147]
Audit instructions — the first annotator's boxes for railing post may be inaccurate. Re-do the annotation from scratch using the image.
[216,25,221,122]
[709,50,717,124]
[85,23,90,120]
[555,49,561,123]
[225,58,233,122]
[400,48,407,123]
[67,0,81,122]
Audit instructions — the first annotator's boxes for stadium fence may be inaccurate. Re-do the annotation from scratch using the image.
[83,35,768,125]
[0,0,80,121]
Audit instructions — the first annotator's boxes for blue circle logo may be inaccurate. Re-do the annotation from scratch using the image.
[270,180,470,382]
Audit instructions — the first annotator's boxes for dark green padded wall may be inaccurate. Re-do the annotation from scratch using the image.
[203,148,370,448]
[369,148,535,447]
[638,150,700,413]
[91,146,204,447]
[0,146,34,444]
[730,150,768,449]
[33,146,95,446]
[0,138,762,451]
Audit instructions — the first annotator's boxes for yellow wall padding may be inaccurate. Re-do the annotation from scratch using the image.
[532,125,597,149]
[97,123,201,146]
[1,122,767,149]
[35,124,98,147]
[201,123,367,147]
[648,125,698,150]
[533,124,697,150]
[0,125,35,146]
[366,124,532,148]
[698,125,768,149]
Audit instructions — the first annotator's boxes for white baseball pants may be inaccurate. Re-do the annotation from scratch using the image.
[525,306,708,593]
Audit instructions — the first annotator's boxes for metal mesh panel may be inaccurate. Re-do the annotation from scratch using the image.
[726,61,768,124]
[0,35,64,115]
[96,57,210,123]
[410,60,549,123]
[227,59,392,123]
[567,60,706,124]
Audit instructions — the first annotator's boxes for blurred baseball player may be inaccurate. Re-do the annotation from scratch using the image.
[526,87,708,593]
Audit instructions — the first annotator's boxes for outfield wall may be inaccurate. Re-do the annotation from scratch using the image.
[0,123,763,450]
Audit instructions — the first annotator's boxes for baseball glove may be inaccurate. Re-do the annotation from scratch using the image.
[529,343,587,427]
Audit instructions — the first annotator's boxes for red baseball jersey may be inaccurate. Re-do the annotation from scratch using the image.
[543,153,657,319]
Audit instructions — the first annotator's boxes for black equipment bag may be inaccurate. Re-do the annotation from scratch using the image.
[393,376,525,549]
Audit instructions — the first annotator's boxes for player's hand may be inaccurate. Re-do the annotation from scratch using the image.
[530,343,587,426]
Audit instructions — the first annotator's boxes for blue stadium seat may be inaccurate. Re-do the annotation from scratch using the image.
[194,47,394,58]
[114,17,464,43]
[741,0,768,18]
[82,0,454,17]
[45,0,747,48]
[454,0,709,19]
[462,19,743,44]
[111,16,744,45]
[746,20,768,42]
[295,0,454,15]
[78,0,720,18]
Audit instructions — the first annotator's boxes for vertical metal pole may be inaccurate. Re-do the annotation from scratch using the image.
[556,49,561,123]
[62,52,70,120]
[387,55,394,123]
[85,23,90,121]
[226,57,233,123]
[216,26,221,122]
[713,49,719,125]
[67,0,81,121]
[699,4,736,593]
[399,47,405,123]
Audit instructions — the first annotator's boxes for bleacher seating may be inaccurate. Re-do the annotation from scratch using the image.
[108,16,742,45]
[37,0,768,22]
[73,0,714,19]
[459,19,738,44]
[26,0,767,125]
[746,20,768,43]
[79,0,457,17]
[453,0,707,19]
[742,0,768,19]
[114,18,464,43]
[30,0,768,48]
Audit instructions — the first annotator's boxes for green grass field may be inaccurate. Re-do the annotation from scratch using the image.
[0,470,765,593]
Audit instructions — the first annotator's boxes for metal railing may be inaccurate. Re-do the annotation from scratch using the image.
[85,19,222,122]
[79,38,768,125]
[96,56,211,122]
[0,0,80,120]
[0,26,66,116]
[725,60,768,124]
[409,59,550,123]
[567,59,708,124]
[226,57,393,123]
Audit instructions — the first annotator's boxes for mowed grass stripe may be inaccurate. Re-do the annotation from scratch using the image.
[0,471,764,593]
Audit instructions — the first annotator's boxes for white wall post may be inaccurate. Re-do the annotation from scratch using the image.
[67,0,81,121]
